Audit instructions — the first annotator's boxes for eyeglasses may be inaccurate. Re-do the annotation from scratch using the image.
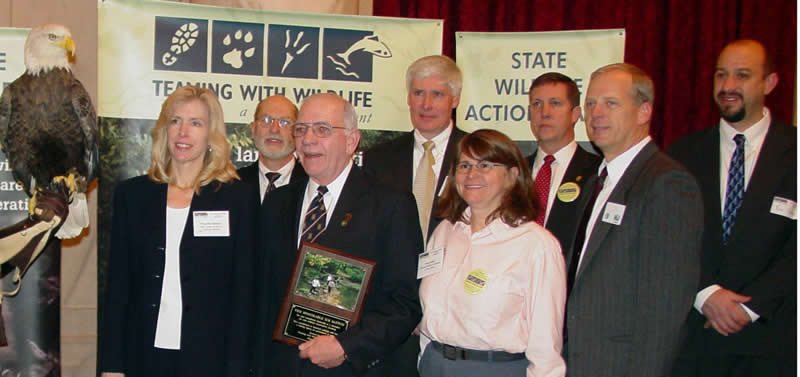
[293,121,348,138]
[455,161,506,173]
[256,115,293,129]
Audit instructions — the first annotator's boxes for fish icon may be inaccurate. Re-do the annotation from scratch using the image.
[334,34,392,66]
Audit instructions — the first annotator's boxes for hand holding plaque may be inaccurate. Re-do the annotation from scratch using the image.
[273,242,375,345]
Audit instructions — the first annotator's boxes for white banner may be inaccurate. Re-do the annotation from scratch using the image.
[456,29,625,140]
[98,0,443,130]
[0,27,32,214]
[1,28,29,91]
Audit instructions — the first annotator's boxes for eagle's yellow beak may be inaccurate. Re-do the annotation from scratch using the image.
[59,36,76,62]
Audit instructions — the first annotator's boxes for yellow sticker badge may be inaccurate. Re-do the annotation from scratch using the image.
[464,269,488,295]
[557,182,580,202]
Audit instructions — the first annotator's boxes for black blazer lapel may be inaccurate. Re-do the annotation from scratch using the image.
[576,142,658,283]
[289,176,308,246]
[436,127,466,195]
[288,158,308,184]
[318,167,369,246]
[399,133,415,193]
[148,183,169,251]
[726,120,794,244]
[546,147,601,253]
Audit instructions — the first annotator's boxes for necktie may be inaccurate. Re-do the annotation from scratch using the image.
[265,172,281,194]
[567,167,608,295]
[722,134,746,244]
[301,186,328,243]
[413,141,436,244]
[533,155,555,225]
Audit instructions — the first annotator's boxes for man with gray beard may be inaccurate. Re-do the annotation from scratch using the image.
[238,95,307,204]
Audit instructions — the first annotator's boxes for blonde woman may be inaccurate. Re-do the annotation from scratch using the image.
[100,86,256,377]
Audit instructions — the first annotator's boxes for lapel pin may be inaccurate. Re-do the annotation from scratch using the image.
[340,213,352,227]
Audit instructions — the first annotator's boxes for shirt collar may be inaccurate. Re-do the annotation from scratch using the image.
[305,160,353,201]
[452,206,520,239]
[535,140,577,167]
[413,121,453,152]
[719,107,771,144]
[258,157,295,177]
[600,135,652,184]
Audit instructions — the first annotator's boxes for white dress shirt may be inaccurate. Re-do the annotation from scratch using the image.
[412,122,453,189]
[577,136,652,270]
[257,158,296,203]
[530,141,578,225]
[693,108,772,322]
[296,161,353,248]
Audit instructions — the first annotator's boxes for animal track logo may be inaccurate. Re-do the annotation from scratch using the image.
[323,28,392,82]
[211,21,263,75]
[153,17,208,72]
[267,24,319,79]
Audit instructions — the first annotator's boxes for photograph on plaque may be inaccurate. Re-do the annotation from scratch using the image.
[273,242,375,345]
[295,249,367,311]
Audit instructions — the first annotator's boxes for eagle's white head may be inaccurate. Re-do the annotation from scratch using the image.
[24,23,74,76]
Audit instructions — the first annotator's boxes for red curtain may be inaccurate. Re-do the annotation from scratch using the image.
[374,0,796,147]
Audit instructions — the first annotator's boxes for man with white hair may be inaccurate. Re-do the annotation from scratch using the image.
[253,93,423,377]
[362,54,467,377]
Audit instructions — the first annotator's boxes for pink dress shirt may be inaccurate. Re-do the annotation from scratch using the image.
[419,208,567,377]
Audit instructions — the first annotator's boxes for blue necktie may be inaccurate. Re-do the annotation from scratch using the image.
[722,134,746,244]
[301,186,328,243]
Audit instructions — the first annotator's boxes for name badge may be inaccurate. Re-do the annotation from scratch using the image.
[193,211,230,237]
[770,196,797,220]
[417,247,444,279]
[602,202,626,225]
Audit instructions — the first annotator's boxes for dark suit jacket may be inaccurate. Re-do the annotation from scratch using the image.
[668,120,796,358]
[99,176,256,377]
[362,127,467,238]
[252,166,423,377]
[526,144,602,254]
[564,141,703,377]
[236,159,308,205]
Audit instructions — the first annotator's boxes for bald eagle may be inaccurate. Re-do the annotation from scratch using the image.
[0,23,98,239]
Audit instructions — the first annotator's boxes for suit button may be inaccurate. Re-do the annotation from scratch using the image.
[151,304,157,308]
[156,246,164,252]
[154,274,161,279]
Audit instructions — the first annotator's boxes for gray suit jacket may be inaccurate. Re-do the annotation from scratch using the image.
[564,141,703,377]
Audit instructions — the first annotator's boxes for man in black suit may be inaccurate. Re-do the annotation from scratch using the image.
[363,55,466,243]
[527,72,601,252]
[361,55,465,377]
[252,93,423,377]
[669,40,796,377]
[564,63,703,377]
[237,95,306,204]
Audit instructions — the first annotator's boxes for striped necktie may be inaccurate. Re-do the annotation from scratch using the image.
[301,186,328,243]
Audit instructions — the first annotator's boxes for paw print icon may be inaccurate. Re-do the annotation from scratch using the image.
[211,20,263,76]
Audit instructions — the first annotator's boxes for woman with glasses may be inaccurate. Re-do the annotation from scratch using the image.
[99,86,256,377]
[418,129,567,377]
